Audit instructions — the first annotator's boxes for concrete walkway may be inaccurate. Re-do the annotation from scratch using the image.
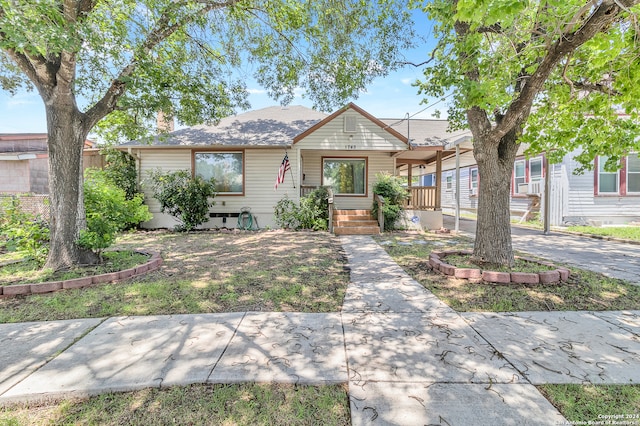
[1,235,640,425]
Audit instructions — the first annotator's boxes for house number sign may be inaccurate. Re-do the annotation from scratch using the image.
[344,144,357,150]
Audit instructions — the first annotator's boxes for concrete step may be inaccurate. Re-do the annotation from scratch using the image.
[333,215,373,222]
[334,225,380,235]
[334,220,379,227]
[333,209,372,216]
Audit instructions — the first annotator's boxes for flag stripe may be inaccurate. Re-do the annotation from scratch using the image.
[275,154,291,189]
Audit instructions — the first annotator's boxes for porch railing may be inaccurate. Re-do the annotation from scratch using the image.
[374,194,385,233]
[300,185,317,197]
[405,186,439,210]
[327,188,334,233]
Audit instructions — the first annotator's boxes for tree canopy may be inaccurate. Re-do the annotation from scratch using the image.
[417,0,640,170]
[1,0,415,141]
[414,0,640,266]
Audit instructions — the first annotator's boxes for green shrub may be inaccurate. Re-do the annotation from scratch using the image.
[274,187,330,231]
[148,169,216,231]
[0,197,50,264]
[101,148,138,200]
[371,172,408,230]
[79,169,152,256]
[274,197,301,229]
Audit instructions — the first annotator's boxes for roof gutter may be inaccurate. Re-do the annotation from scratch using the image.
[0,153,38,160]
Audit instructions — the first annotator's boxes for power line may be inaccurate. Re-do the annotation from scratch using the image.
[383,92,454,129]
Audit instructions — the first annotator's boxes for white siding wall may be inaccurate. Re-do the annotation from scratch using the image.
[295,109,407,151]
[440,168,479,211]
[301,149,395,210]
[135,148,299,229]
[439,152,640,224]
[296,109,406,210]
[564,154,640,224]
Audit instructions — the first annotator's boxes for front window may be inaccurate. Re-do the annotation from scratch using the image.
[598,156,619,194]
[628,154,640,193]
[514,160,526,193]
[530,157,543,182]
[470,168,478,190]
[194,151,244,194]
[445,174,453,191]
[322,158,366,195]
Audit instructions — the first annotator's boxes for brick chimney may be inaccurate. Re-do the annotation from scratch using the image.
[157,111,174,132]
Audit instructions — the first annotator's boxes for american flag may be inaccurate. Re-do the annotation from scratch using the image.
[275,153,291,190]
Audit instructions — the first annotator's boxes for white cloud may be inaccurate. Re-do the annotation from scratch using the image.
[247,88,267,95]
[401,77,415,85]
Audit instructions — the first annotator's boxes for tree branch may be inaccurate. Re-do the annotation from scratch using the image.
[572,80,621,96]
[84,0,242,130]
[399,38,447,67]
[491,0,636,142]
[453,18,492,138]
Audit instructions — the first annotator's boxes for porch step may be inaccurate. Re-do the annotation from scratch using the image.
[332,209,380,235]
[334,225,380,235]
[334,219,379,227]
[334,209,371,216]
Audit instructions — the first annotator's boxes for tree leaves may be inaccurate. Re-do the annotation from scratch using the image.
[417,0,640,170]
[1,0,416,143]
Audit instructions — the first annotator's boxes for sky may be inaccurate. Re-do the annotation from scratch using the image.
[0,10,443,135]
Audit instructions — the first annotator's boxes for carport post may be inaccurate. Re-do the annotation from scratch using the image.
[455,144,460,232]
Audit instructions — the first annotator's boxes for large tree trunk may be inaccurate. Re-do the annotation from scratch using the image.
[471,128,521,267]
[44,98,99,271]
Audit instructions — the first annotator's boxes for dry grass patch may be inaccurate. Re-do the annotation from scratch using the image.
[0,230,349,323]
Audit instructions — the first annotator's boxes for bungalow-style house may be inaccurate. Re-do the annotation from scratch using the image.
[0,133,101,194]
[119,103,470,233]
[430,145,640,226]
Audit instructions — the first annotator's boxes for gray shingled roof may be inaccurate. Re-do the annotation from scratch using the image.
[120,106,470,149]
[121,105,328,148]
[380,118,472,147]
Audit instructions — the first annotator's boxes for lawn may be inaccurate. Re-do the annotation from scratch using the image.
[2,228,638,424]
[0,230,349,323]
[376,232,640,312]
[566,225,640,241]
[0,383,351,426]
[0,251,149,285]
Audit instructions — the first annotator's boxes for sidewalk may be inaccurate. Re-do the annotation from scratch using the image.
[1,235,639,425]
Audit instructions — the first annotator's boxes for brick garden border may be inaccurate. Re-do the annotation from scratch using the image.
[428,250,570,285]
[0,251,162,298]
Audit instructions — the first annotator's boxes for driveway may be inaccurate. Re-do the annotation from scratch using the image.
[443,215,640,284]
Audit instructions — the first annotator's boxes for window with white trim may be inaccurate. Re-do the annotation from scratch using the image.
[598,156,619,194]
[322,158,366,195]
[514,160,526,194]
[470,168,478,195]
[529,157,543,182]
[194,151,244,194]
[627,154,640,193]
[445,174,453,191]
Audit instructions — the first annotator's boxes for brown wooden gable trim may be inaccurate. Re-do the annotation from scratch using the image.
[292,102,409,145]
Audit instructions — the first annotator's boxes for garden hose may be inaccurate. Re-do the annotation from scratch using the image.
[237,207,253,230]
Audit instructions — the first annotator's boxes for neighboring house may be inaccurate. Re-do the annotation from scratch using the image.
[0,133,101,194]
[118,103,471,231]
[432,147,640,226]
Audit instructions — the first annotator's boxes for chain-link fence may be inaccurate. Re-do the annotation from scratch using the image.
[0,194,50,222]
